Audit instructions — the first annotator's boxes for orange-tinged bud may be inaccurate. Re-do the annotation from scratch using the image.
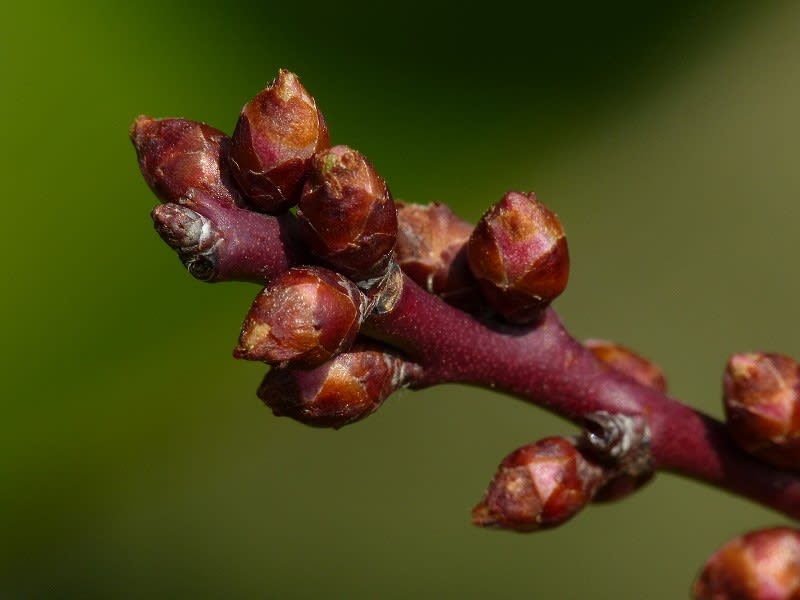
[395,202,480,312]
[467,191,569,324]
[298,145,398,280]
[585,339,668,393]
[234,267,367,368]
[693,527,800,600]
[472,437,605,532]
[229,70,330,212]
[723,352,800,470]
[258,344,420,429]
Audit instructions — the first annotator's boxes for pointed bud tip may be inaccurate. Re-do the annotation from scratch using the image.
[130,114,156,144]
[471,503,499,528]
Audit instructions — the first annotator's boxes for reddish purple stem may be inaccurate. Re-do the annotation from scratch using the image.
[156,198,800,520]
[368,280,800,519]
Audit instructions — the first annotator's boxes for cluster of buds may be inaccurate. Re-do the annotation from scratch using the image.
[132,68,800,596]
[132,69,574,429]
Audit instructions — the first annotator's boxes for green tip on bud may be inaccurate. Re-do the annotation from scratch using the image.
[467,191,569,325]
[234,267,367,368]
[229,69,330,213]
[298,145,398,281]
[472,437,605,533]
[723,352,800,470]
[258,344,421,429]
[693,527,800,600]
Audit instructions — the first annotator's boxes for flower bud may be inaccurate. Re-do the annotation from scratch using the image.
[472,437,605,532]
[723,352,800,470]
[467,191,569,324]
[234,267,367,368]
[130,116,236,205]
[298,145,398,281]
[585,339,668,393]
[693,527,800,600]
[395,202,481,312]
[229,70,330,213]
[258,344,421,429]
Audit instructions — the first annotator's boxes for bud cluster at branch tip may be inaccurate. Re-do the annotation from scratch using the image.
[693,527,800,600]
[258,343,422,429]
[472,436,606,532]
[234,267,367,368]
[467,191,569,324]
[723,352,800,470]
[298,145,398,281]
[394,202,480,312]
[229,69,330,213]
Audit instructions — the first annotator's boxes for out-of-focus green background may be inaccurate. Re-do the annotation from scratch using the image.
[3,1,800,597]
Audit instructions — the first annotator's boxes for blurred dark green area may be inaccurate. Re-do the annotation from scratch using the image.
[3,0,800,597]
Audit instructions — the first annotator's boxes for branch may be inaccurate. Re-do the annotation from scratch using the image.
[150,181,800,520]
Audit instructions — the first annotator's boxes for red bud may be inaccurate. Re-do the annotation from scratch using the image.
[467,191,569,324]
[472,437,605,532]
[234,267,366,368]
[229,70,330,212]
[395,202,480,312]
[258,344,420,428]
[298,145,398,280]
[693,527,800,600]
[130,116,237,206]
[723,352,800,470]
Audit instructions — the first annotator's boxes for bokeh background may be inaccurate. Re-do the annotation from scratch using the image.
[3,1,800,597]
